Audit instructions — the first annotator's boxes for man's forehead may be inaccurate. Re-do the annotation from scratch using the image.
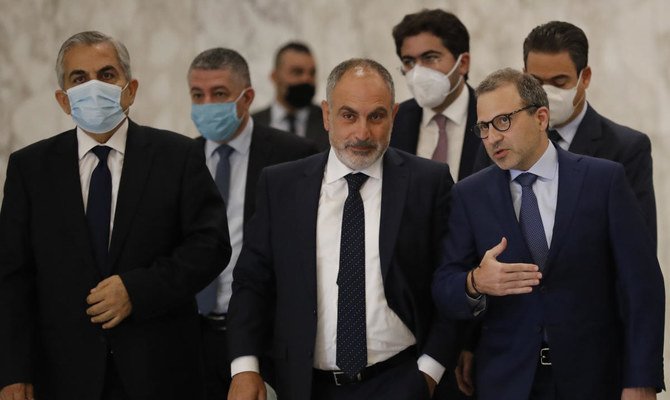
[526,51,578,76]
[63,42,121,71]
[279,50,314,67]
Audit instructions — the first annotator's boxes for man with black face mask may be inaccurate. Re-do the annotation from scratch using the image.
[253,41,330,151]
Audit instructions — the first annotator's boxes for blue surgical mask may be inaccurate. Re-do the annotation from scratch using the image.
[191,89,248,142]
[66,80,129,134]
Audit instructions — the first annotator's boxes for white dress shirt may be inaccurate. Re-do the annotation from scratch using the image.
[416,86,469,181]
[77,118,128,240]
[269,101,311,138]
[204,118,252,314]
[551,101,588,150]
[231,148,445,383]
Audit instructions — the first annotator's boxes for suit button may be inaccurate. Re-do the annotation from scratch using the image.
[313,309,317,316]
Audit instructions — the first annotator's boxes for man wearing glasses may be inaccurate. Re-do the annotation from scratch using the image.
[431,68,664,400]
[390,9,483,182]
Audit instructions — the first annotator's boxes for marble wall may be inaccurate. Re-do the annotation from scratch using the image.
[1,0,669,393]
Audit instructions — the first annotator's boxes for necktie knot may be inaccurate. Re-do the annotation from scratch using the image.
[548,129,562,143]
[432,113,448,130]
[91,145,112,162]
[515,172,538,188]
[216,144,234,159]
[344,173,369,193]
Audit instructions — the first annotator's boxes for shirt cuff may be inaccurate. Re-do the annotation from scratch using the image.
[466,292,487,316]
[417,354,445,384]
[231,355,260,377]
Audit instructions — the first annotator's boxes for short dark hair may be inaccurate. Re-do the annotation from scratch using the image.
[523,21,589,74]
[274,41,312,69]
[189,47,251,86]
[392,9,469,59]
[475,68,548,110]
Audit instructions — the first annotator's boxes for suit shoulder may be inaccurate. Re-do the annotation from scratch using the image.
[251,107,271,121]
[254,125,319,154]
[390,148,452,179]
[599,114,650,147]
[10,129,75,161]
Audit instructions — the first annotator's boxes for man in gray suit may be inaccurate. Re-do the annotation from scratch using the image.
[252,41,329,151]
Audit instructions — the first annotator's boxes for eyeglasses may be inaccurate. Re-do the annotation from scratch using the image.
[399,52,443,75]
[472,105,540,139]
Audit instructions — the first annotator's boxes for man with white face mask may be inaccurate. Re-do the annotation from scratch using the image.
[187,47,317,399]
[0,31,232,400]
[523,21,656,244]
[391,9,483,182]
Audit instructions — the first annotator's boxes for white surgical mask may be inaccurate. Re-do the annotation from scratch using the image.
[405,54,463,109]
[543,72,583,128]
[66,80,129,134]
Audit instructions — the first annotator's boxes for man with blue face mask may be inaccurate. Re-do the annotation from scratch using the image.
[0,31,232,400]
[187,47,318,400]
[390,9,483,183]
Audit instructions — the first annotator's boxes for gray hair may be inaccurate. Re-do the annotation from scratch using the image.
[326,58,395,105]
[475,68,548,109]
[55,31,132,89]
[188,47,251,87]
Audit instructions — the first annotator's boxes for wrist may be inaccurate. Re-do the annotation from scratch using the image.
[466,266,482,297]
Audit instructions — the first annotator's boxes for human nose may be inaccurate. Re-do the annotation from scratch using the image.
[485,127,504,144]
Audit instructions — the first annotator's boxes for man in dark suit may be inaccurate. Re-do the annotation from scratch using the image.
[390,9,482,182]
[0,31,231,400]
[432,68,664,400]
[227,58,456,400]
[252,41,330,151]
[187,47,318,399]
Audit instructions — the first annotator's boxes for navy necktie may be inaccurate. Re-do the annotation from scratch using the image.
[286,113,297,135]
[87,146,112,276]
[548,129,562,144]
[516,173,549,270]
[336,173,369,378]
[197,144,234,315]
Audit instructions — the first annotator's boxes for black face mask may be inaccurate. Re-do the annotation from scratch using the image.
[284,83,316,109]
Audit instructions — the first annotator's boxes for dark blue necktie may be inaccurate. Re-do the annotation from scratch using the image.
[197,144,234,315]
[336,173,369,378]
[548,129,562,144]
[87,146,112,277]
[516,173,549,270]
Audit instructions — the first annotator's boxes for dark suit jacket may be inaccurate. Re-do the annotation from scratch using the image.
[196,122,319,224]
[390,84,482,181]
[0,120,231,400]
[252,104,330,151]
[433,146,665,399]
[473,104,656,243]
[227,148,456,400]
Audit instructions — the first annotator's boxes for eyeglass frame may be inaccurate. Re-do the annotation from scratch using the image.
[472,104,541,139]
[399,51,444,75]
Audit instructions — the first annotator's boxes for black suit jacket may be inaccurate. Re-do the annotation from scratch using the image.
[473,104,656,243]
[0,120,231,399]
[390,84,482,181]
[252,104,330,151]
[197,122,319,223]
[227,148,456,400]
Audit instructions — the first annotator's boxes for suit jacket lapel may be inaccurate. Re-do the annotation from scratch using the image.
[245,126,269,223]
[490,167,531,263]
[52,130,98,274]
[296,153,328,301]
[568,105,602,156]
[108,121,153,270]
[546,148,586,272]
[379,149,408,281]
[458,85,480,180]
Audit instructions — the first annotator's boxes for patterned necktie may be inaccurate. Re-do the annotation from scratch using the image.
[431,113,448,163]
[516,173,549,270]
[548,129,562,144]
[87,146,112,276]
[196,144,234,315]
[336,173,369,378]
[286,113,297,135]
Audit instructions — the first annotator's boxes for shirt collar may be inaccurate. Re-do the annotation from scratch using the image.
[270,101,310,122]
[422,84,470,127]
[509,141,559,182]
[554,100,588,146]
[77,118,128,160]
[205,117,254,157]
[324,147,384,184]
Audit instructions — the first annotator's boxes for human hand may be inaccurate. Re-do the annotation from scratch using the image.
[422,371,437,397]
[470,237,541,296]
[86,275,132,329]
[621,387,656,400]
[455,350,475,396]
[0,383,34,400]
[228,371,266,400]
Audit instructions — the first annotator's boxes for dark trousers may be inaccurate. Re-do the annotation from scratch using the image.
[201,319,231,400]
[311,357,430,400]
[529,363,558,400]
[102,355,130,400]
